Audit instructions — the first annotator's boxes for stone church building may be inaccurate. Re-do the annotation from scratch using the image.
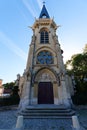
[17,4,74,110]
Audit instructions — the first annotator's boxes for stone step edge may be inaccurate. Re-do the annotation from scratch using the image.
[26,107,68,110]
[20,109,75,114]
[22,116,72,119]
[20,111,75,116]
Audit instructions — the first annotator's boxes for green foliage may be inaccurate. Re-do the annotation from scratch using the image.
[3,81,19,96]
[66,44,87,105]
[72,94,87,105]
[1,81,20,106]
[11,85,19,96]
[3,82,15,89]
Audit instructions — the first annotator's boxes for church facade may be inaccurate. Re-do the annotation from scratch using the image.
[18,4,73,110]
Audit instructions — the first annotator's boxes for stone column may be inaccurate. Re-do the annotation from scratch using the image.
[61,74,71,107]
[57,86,63,105]
[18,81,30,110]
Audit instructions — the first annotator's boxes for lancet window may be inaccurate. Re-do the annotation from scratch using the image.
[40,29,49,43]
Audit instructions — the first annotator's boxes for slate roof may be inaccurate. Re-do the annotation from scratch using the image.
[39,4,50,18]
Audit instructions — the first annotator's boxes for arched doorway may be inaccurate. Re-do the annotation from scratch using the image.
[38,82,54,104]
[34,68,58,104]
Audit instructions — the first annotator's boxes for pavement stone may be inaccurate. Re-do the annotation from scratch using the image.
[0,108,86,130]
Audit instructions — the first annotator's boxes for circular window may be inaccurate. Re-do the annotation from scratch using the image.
[37,51,54,64]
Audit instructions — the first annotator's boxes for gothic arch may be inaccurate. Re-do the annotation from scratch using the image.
[34,67,58,82]
[33,67,60,104]
[40,27,49,32]
[35,46,56,57]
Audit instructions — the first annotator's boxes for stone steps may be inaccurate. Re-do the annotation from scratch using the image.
[19,104,75,119]
[23,109,71,113]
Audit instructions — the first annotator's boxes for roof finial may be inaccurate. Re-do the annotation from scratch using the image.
[43,1,45,5]
[39,1,50,18]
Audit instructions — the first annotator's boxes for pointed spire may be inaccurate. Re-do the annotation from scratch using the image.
[39,2,50,19]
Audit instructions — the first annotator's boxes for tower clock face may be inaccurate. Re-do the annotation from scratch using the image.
[37,51,53,64]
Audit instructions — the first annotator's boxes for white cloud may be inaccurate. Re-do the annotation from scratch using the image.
[36,0,43,9]
[0,31,27,61]
[22,0,38,18]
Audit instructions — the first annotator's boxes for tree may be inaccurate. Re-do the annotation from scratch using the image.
[3,82,15,89]
[66,44,87,105]
[3,82,19,96]
[1,81,20,106]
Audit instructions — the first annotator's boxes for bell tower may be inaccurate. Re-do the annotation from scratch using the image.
[18,4,72,110]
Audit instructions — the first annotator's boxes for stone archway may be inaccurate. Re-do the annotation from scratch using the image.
[33,68,59,104]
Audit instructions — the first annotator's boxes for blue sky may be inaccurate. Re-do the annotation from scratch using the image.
[0,0,87,84]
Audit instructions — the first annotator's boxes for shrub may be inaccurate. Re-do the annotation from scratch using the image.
[72,93,87,105]
[0,95,20,106]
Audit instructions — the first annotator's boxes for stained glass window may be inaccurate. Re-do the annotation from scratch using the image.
[37,51,53,64]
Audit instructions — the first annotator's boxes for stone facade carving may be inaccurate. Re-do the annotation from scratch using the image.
[23,69,30,81]
[31,35,36,44]
[15,74,20,86]
[39,73,52,81]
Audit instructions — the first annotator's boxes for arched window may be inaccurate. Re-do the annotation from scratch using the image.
[40,30,49,44]
[37,51,54,64]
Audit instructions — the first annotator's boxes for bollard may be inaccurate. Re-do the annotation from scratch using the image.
[16,116,23,129]
[72,115,80,130]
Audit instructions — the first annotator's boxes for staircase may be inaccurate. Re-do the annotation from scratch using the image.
[19,104,75,119]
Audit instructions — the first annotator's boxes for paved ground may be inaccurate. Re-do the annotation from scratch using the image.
[75,106,87,130]
[0,106,87,130]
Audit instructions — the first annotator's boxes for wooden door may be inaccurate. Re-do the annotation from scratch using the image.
[38,82,54,104]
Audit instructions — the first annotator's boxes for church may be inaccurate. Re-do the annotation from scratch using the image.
[17,3,74,111]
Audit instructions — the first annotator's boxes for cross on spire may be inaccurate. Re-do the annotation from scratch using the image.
[43,1,45,5]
